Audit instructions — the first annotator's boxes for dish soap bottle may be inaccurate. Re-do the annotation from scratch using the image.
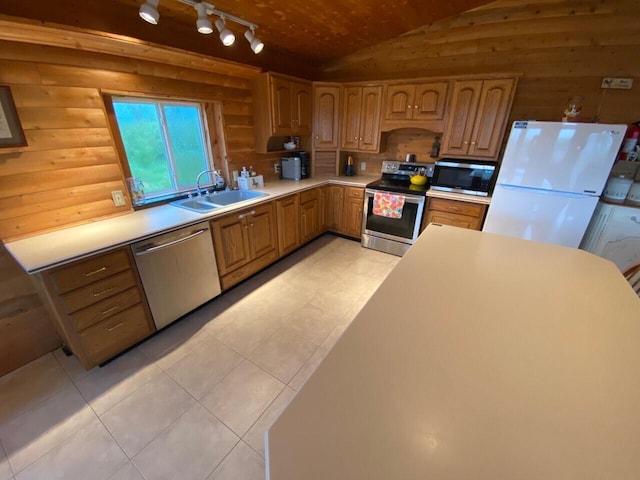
[345,154,355,176]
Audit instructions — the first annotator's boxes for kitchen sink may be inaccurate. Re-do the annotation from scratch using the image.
[171,190,268,213]
[203,190,268,206]
[170,198,220,213]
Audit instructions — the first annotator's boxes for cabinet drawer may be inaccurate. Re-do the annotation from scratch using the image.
[69,287,142,332]
[429,198,485,217]
[426,211,483,231]
[79,303,152,365]
[49,249,131,294]
[300,188,319,204]
[346,187,364,199]
[60,269,137,314]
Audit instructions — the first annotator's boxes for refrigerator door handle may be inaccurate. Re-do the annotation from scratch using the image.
[499,184,592,199]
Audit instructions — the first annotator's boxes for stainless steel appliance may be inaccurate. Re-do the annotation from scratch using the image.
[281,153,310,180]
[362,160,434,256]
[431,159,496,196]
[131,222,221,330]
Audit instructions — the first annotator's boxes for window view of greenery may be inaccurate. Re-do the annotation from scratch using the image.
[113,97,212,200]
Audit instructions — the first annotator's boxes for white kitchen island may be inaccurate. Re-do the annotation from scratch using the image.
[266,224,640,480]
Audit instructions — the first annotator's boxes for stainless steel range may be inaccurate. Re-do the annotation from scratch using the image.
[362,160,434,256]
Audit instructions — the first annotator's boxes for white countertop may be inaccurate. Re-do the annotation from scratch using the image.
[4,176,370,273]
[266,225,640,480]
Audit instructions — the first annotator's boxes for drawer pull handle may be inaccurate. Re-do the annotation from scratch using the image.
[84,267,106,277]
[100,305,120,316]
[238,210,255,220]
[107,321,126,332]
[92,287,114,297]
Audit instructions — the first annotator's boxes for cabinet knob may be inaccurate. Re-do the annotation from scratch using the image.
[354,136,358,140]
[464,140,469,145]
[315,136,319,139]
[414,105,419,109]
[471,141,476,145]
[359,137,363,141]
[408,105,412,109]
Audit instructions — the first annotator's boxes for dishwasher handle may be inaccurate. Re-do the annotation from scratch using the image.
[134,228,208,256]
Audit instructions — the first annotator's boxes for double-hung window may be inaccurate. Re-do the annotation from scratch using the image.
[112,97,214,202]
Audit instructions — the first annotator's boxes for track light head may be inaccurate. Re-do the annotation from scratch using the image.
[244,28,264,54]
[215,17,235,46]
[139,0,160,25]
[195,2,213,34]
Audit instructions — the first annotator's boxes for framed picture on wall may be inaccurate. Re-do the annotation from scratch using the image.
[0,86,27,148]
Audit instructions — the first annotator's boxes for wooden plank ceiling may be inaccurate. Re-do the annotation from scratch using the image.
[0,0,494,76]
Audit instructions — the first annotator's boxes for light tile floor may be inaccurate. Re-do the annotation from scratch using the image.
[0,235,399,480]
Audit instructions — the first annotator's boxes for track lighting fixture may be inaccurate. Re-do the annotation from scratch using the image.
[137,0,264,53]
[244,27,264,54]
[195,2,213,34]
[215,17,235,46]
[139,0,160,25]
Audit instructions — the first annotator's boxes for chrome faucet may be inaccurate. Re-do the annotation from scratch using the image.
[195,169,215,197]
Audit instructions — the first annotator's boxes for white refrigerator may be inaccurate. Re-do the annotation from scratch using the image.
[483,121,627,247]
[580,201,640,296]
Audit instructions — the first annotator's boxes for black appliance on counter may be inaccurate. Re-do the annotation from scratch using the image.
[431,159,496,197]
[362,160,435,256]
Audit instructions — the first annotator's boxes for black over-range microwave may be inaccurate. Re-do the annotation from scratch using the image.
[431,159,496,197]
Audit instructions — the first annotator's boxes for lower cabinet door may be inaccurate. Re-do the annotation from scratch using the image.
[276,195,300,256]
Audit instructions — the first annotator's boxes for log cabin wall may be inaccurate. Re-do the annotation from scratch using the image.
[0,32,269,242]
[321,0,640,127]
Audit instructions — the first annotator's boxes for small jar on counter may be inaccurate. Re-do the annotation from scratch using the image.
[603,175,633,204]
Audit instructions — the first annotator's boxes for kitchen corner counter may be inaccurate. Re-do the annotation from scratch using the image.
[4,176,371,273]
[266,225,640,480]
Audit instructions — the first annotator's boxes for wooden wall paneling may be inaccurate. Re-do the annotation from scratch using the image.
[321,0,640,125]
[0,16,261,79]
[314,151,339,176]
[0,245,61,376]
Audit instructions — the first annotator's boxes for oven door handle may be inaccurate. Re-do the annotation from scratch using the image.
[365,189,426,202]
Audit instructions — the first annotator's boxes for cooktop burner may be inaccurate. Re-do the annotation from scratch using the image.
[366,178,430,196]
[366,160,435,196]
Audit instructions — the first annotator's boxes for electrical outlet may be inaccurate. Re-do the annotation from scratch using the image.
[360,162,367,171]
[111,190,126,207]
[274,163,280,173]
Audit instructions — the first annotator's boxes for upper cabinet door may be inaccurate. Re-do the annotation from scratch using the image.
[468,78,515,159]
[340,87,363,151]
[442,78,516,160]
[412,82,448,121]
[383,84,414,121]
[313,85,340,149]
[293,82,312,135]
[359,86,383,152]
[270,76,293,136]
[441,80,483,157]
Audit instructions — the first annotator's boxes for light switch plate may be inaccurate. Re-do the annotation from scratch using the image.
[111,190,126,207]
[360,162,367,171]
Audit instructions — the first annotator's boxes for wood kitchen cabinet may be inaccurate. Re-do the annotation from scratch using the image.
[327,185,365,239]
[313,84,341,150]
[34,247,155,369]
[300,188,322,244]
[276,194,301,256]
[254,72,312,153]
[340,85,383,152]
[381,81,448,130]
[441,78,516,160]
[424,197,488,231]
[211,202,278,290]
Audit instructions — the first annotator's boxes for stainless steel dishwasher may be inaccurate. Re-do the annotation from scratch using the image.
[131,222,221,330]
